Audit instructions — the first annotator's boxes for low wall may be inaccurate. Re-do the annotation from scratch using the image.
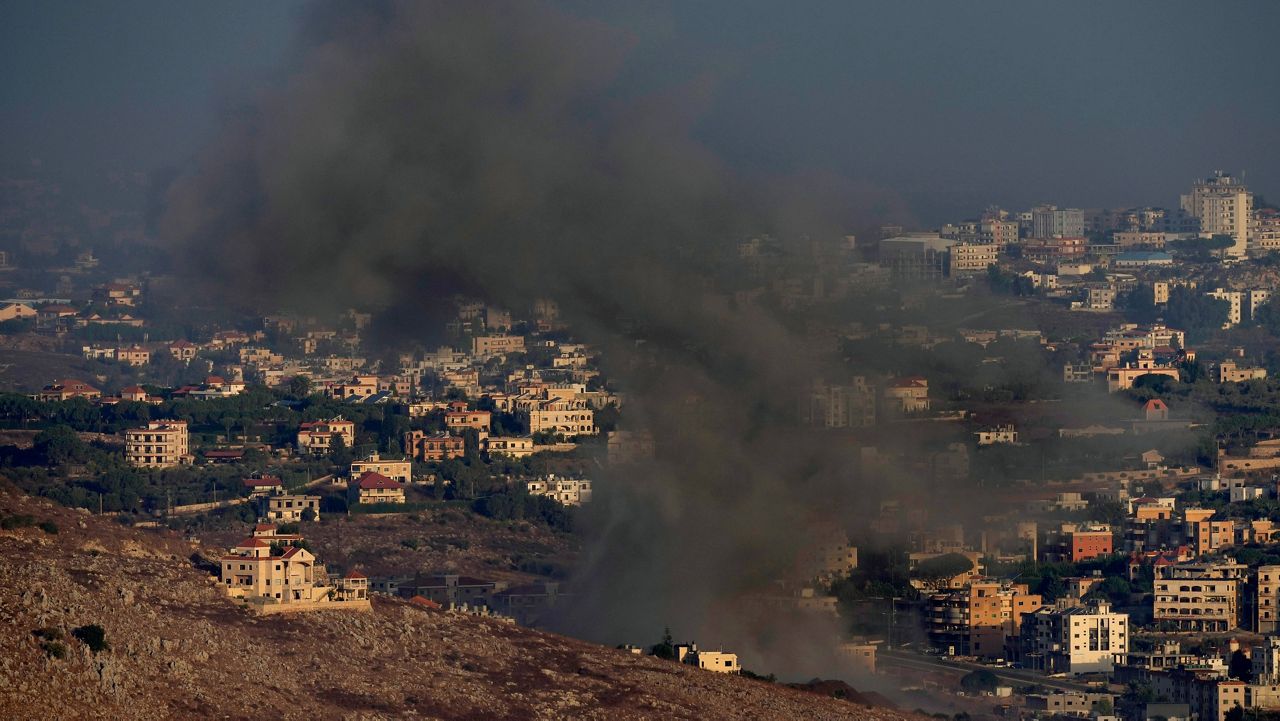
[252,599,372,615]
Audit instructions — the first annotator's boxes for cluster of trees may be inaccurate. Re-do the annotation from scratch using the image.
[472,487,574,532]
[1119,286,1228,344]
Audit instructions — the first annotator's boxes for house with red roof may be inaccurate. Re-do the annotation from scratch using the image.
[883,375,931,413]
[218,527,368,612]
[242,475,284,499]
[36,378,102,402]
[350,471,405,505]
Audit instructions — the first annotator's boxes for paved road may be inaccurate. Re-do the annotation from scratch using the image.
[878,649,1099,693]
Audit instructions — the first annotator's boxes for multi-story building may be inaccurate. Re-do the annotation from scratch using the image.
[1252,208,1280,255]
[527,399,596,437]
[1153,561,1245,632]
[878,234,955,282]
[526,476,592,505]
[884,376,930,413]
[481,436,536,459]
[1041,523,1114,563]
[1206,288,1244,328]
[1032,206,1085,239]
[350,471,406,505]
[296,417,356,454]
[262,494,321,523]
[350,453,411,485]
[471,335,525,357]
[926,581,1043,659]
[36,378,101,402]
[404,430,465,462]
[1217,361,1267,384]
[1256,567,1280,634]
[975,425,1018,446]
[1106,349,1181,392]
[124,420,190,468]
[1181,171,1253,257]
[802,378,876,428]
[1020,599,1129,675]
[444,410,492,433]
[949,243,999,275]
[219,530,366,607]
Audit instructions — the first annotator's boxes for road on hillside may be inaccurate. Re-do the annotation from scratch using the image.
[877,648,1100,693]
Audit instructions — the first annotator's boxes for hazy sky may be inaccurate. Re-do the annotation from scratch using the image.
[4,0,1279,224]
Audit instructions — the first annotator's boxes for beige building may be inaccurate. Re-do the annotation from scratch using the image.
[1252,209,1280,254]
[1153,562,1245,632]
[528,399,596,437]
[884,376,930,413]
[1106,349,1180,392]
[482,436,536,459]
[674,643,740,674]
[350,453,411,485]
[975,425,1018,446]
[263,494,321,523]
[1181,171,1253,257]
[0,302,36,322]
[1020,599,1129,675]
[219,530,368,608]
[1218,360,1266,384]
[927,581,1043,659]
[350,471,406,504]
[949,243,999,274]
[471,335,525,357]
[125,420,191,468]
[297,417,356,454]
[445,410,492,433]
[526,476,592,505]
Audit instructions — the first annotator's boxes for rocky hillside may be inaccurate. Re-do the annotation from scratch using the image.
[0,488,913,720]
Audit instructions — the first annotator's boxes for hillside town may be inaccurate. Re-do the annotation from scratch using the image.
[12,162,1280,715]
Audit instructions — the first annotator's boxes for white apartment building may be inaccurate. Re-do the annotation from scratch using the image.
[526,475,592,505]
[1020,599,1129,675]
[1181,171,1253,257]
[1206,288,1243,328]
[975,425,1019,446]
[124,420,190,468]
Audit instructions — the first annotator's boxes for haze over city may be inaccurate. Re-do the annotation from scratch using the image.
[3,2,1280,719]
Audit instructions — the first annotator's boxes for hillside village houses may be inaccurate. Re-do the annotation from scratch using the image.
[124,419,191,468]
[350,471,406,505]
[350,453,412,485]
[219,525,369,612]
[297,417,356,454]
[526,475,593,505]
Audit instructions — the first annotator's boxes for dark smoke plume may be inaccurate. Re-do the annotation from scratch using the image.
[163,0,899,676]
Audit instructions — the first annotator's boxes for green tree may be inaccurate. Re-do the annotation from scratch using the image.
[911,553,975,591]
[287,375,313,399]
[651,627,676,660]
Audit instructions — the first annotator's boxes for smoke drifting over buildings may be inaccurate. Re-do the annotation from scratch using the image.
[161,0,881,671]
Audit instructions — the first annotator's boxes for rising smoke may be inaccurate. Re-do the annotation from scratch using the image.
[162,0,910,677]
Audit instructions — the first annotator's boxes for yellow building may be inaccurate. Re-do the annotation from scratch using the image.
[350,453,412,484]
[350,471,406,504]
[297,417,356,454]
[125,420,191,468]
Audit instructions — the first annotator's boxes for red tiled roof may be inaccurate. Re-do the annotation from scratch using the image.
[344,570,367,579]
[253,523,277,532]
[409,596,442,609]
[356,471,403,490]
[242,476,283,487]
[235,538,271,548]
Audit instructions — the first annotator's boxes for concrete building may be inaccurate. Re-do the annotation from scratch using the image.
[350,471,406,505]
[1217,360,1267,384]
[404,430,465,462]
[1153,562,1245,632]
[1251,208,1280,255]
[975,425,1018,446]
[350,453,412,485]
[878,234,955,281]
[297,417,356,454]
[263,494,321,523]
[527,400,596,437]
[1032,206,1085,239]
[444,410,492,433]
[926,581,1043,659]
[481,436,536,459]
[471,335,525,357]
[1106,349,1181,392]
[124,420,191,468]
[884,376,931,413]
[1206,288,1244,328]
[526,475,592,505]
[949,243,1000,275]
[1181,171,1253,258]
[674,643,740,674]
[1020,599,1129,675]
[1255,566,1280,634]
[803,378,876,428]
[1042,523,1114,563]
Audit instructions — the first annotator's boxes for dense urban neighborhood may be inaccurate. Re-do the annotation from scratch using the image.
[9,168,1280,718]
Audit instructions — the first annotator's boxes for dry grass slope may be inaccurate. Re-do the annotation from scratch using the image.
[0,488,915,720]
